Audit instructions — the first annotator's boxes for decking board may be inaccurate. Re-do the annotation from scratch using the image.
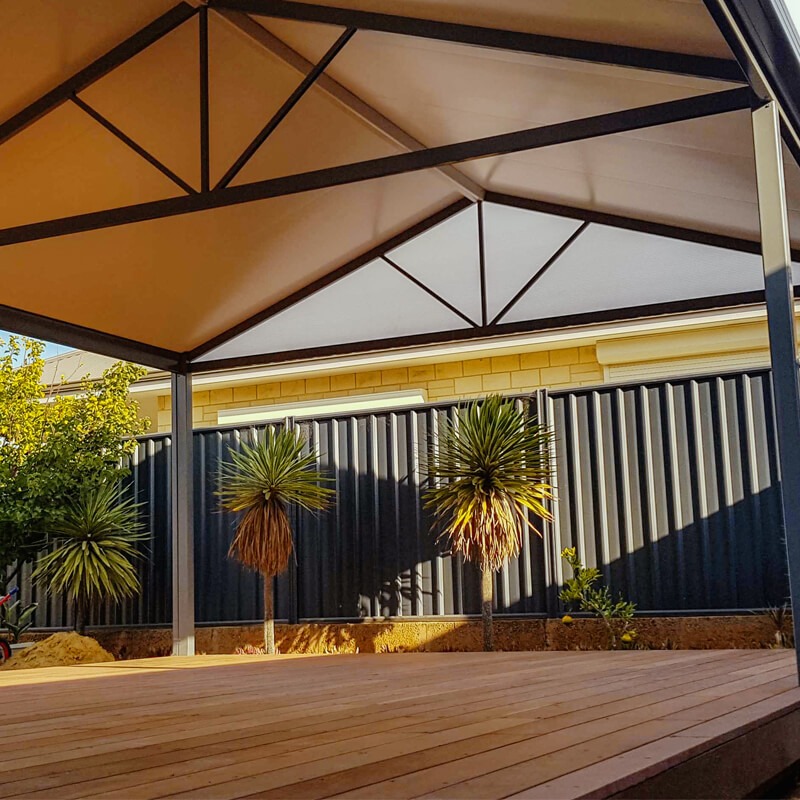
[0,650,796,799]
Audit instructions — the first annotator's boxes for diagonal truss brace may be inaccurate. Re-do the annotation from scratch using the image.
[216,25,357,189]
[70,94,197,195]
[216,9,485,201]
[0,3,198,147]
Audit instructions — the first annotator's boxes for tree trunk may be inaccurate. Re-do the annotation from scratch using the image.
[75,598,86,637]
[481,568,494,652]
[263,574,275,655]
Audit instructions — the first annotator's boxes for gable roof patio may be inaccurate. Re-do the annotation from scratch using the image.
[3,0,800,667]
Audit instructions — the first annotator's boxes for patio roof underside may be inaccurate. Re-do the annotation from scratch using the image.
[2,0,799,372]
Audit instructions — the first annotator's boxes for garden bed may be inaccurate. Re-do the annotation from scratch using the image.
[21,614,790,659]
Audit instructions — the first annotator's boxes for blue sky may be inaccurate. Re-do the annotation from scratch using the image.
[0,331,69,359]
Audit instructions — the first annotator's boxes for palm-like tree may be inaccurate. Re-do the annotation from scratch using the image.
[218,427,334,654]
[425,395,554,651]
[32,482,147,635]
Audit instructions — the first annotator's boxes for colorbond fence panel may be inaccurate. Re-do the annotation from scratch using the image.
[16,369,788,629]
[547,371,786,612]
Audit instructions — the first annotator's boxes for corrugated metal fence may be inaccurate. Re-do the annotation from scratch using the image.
[21,368,788,628]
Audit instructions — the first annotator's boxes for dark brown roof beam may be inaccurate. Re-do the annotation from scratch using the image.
[209,0,744,82]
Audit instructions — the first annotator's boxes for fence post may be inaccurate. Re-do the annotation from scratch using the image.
[536,389,560,616]
[285,416,300,625]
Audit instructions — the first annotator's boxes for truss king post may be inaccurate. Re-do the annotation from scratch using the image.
[752,100,800,677]
[171,371,196,656]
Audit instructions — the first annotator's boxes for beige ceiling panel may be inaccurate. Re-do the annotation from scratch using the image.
[208,15,349,186]
[0,0,177,123]
[248,28,732,157]
[0,102,179,229]
[468,153,768,242]
[79,14,201,188]
[232,84,403,184]
[265,0,731,58]
[456,111,761,204]
[0,172,457,351]
[251,17,350,69]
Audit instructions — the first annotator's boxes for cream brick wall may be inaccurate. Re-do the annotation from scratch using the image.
[155,345,603,431]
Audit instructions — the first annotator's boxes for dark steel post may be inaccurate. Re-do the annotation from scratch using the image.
[752,100,800,676]
[171,372,195,655]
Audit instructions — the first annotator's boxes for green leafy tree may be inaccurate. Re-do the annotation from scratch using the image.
[218,427,334,654]
[0,336,149,592]
[560,547,636,649]
[32,482,148,635]
[425,395,554,651]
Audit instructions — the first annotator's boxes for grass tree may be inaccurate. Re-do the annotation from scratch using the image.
[32,482,148,635]
[218,427,334,654]
[425,395,554,651]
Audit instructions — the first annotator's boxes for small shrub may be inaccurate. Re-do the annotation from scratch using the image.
[765,604,794,649]
[0,590,37,644]
[32,483,147,635]
[559,547,637,650]
[235,644,273,655]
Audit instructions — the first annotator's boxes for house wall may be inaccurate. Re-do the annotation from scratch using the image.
[155,345,603,431]
[147,313,794,433]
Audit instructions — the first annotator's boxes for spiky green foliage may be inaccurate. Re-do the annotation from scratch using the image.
[219,427,334,654]
[218,427,335,577]
[0,336,149,588]
[0,596,37,643]
[425,395,554,573]
[32,482,148,633]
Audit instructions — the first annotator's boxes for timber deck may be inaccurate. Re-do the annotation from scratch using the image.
[1,650,799,799]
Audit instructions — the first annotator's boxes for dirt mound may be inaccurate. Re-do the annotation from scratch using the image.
[1,632,114,670]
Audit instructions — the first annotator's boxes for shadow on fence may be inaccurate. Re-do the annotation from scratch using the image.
[16,368,790,630]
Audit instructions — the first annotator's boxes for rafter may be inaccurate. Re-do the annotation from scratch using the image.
[0,3,197,147]
[0,303,181,372]
[0,87,752,249]
[208,0,744,82]
[199,6,211,192]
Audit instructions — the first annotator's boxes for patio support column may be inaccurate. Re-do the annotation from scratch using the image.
[171,371,195,656]
[752,100,800,675]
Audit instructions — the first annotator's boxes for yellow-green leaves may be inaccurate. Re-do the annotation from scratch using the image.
[218,427,334,577]
[32,482,148,621]
[0,337,149,581]
[425,395,554,573]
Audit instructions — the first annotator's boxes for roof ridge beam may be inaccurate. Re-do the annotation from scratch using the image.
[208,0,744,82]
[0,87,754,250]
[0,3,197,147]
